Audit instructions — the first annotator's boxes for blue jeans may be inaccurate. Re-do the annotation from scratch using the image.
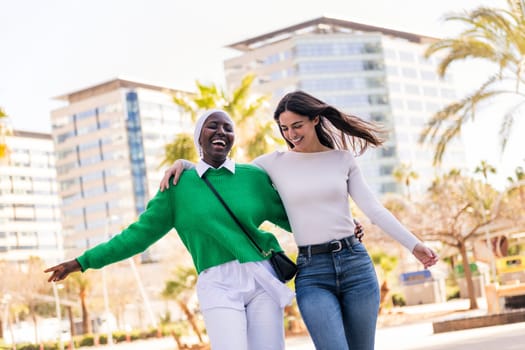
[295,239,380,350]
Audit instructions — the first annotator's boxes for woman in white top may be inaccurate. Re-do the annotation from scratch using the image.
[161,91,438,350]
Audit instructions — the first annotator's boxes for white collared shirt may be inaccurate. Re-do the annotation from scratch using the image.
[195,158,236,177]
[195,157,294,311]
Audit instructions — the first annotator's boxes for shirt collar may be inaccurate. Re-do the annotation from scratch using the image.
[196,158,236,178]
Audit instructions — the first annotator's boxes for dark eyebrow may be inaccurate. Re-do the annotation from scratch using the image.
[280,121,303,128]
[290,121,304,127]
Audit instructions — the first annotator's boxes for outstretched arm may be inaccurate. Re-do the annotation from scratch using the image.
[347,154,438,268]
[160,160,195,191]
[45,189,175,282]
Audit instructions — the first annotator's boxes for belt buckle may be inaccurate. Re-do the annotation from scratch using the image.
[330,240,343,252]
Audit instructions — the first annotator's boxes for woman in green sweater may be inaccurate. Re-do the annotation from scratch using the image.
[45,109,295,350]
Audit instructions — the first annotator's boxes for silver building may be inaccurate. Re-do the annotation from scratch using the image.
[223,16,466,196]
[0,130,63,265]
[50,78,193,260]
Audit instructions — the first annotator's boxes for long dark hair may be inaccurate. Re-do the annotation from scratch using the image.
[273,90,385,155]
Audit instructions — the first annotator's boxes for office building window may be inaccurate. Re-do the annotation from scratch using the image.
[380,165,394,176]
[401,67,418,79]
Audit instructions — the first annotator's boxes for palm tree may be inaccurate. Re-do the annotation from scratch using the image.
[160,133,198,167]
[421,0,525,164]
[15,257,51,343]
[67,271,93,334]
[392,163,419,200]
[506,163,525,213]
[507,164,525,187]
[0,107,12,159]
[474,160,497,184]
[163,73,283,165]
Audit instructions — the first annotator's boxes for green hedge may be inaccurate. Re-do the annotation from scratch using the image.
[0,322,189,349]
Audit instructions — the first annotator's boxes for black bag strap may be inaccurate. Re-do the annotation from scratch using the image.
[201,172,265,254]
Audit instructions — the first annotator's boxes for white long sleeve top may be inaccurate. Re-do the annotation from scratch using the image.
[253,150,420,251]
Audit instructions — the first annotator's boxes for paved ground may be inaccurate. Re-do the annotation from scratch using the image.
[74,321,525,350]
[74,298,525,349]
[287,298,525,350]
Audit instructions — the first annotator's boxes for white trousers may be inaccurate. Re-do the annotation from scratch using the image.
[201,290,285,350]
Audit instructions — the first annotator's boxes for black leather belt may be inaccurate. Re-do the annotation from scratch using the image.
[298,236,359,255]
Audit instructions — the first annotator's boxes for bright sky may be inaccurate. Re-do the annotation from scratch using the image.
[0,0,522,188]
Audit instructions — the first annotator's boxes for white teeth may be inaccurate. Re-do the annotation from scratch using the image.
[212,140,226,146]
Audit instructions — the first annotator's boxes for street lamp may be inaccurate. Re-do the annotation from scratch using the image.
[102,215,120,347]
[483,211,497,283]
[52,282,64,350]
[1,293,15,348]
[128,257,157,328]
[102,214,157,337]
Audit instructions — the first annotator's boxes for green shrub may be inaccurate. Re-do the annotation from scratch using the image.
[447,288,460,300]
[99,334,108,344]
[17,344,39,350]
[78,334,95,347]
[144,327,159,338]
[113,331,128,342]
[391,293,406,306]
[129,330,142,341]
[43,342,58,350]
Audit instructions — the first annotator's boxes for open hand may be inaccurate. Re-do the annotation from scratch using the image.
[44,259,82,282]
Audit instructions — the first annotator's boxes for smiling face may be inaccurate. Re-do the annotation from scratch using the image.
[278,110,321,152]
[199,112,235,167]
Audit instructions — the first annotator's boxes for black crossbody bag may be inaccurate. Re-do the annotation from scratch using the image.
[202,173,297,283]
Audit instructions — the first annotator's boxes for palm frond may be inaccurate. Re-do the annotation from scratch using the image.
[420,78,508,165]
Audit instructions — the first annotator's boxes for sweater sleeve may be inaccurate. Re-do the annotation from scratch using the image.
[76,189,175,271]
[257,172,291,233]
[346,153,420,252]
[265,190,292,233]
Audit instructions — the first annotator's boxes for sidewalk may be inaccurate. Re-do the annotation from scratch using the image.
[75,298,493,350]
[379,297,488,325]
[286,298,490,350]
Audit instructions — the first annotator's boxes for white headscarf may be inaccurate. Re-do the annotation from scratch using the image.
[193,109,234,155]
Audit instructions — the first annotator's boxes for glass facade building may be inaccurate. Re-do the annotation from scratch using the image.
[50,78,193,259]
[0,131,63,265]
[224,17,466,196]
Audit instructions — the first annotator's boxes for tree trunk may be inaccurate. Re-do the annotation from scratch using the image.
[378,280,390,313]
[171,330,184,349]
[520,186,525,210]
[177,300,204,343]
[459,242,478,309]
[80,292,91,334]
[31,305,39,344]
[67,305,75,337]
[7,312,15,350]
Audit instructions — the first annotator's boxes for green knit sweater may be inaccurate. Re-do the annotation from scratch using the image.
[76,164,291,274]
